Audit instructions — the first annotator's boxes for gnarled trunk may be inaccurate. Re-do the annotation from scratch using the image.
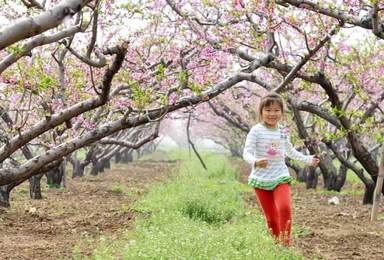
[102,159,111,170]
[121,151,133,163]
[318,152,339,190]
[115,152,122,163]
[306,167,318,189]
[0,185,10,207]
[90,160,102,176]
[71,159,88,178]
[333,164,347,192]
[0,182,20,208]
[46,163,65,188]
[29,174,44,199]
[71,159,82,178]
[363,182,376,205]
[296,167,308,183]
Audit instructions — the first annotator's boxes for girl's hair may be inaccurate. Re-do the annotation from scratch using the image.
[258,93,285,121]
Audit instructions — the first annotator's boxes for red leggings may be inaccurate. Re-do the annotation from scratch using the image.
[254,183,292,246]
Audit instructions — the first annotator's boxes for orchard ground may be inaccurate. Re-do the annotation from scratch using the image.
[0,153,383,260]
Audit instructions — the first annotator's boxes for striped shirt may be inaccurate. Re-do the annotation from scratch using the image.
[243,123,313,190]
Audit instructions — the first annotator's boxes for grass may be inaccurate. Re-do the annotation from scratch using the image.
[17,187,28,194]
[109,183,124,193]
[78,151,303,259]
[294,226,313,238]
[377,213,384,221]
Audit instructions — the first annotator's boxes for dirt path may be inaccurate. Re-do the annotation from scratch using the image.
[0,160,177,260]
[293,183,384,260]
[237,161,384,260]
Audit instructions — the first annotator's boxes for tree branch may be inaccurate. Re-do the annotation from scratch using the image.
[0,0,91,50]
[273,23,342,92]
[99,123,160,149]
[0,25,82,75]
[0,43,127,163]
[186,111,207,170]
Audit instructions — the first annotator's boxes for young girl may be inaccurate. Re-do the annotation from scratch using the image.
[243,93,319,246]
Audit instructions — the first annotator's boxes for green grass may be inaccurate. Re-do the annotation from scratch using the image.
[17,187,28,194]
[377,213,384,221]
[78,151,303,259]
[109,183,124,193]
[346,171,361,184]
[294,226,313,238]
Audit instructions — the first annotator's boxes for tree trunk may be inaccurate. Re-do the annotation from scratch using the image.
[229,146,242,157]
[115,152,122,163]
[0,182,20,207]
[333,164,347,192]
[70,147,95,178]
[348,133,378,177]
[297,167,308,183]
[135,150,141,161]
[318,152,338,190]
[46,163,64,188]
[99,161,105,173]
[363,182,376,205]
[103,159,111,169]
[306,167,318,189]
[71,159,83,178]
[29,174,44,199]
[371,146,384,218]
[90,161,101,176]
[121,151,133,163]
[0,185,10,207]
[347,133,380,202]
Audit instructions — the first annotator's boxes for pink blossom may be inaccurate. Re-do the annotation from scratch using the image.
[232,0,242,10]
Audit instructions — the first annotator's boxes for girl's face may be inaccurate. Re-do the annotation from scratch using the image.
[261,102,282,128]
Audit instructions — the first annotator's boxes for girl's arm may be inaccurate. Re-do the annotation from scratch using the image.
[243,127,258,166]
[285,137,314,165]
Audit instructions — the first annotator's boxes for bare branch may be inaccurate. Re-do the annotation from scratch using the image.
[86,3,100,57]
[186,111,207,170]
[0,25,82,75]
[208,101,250,133]
[66,46,106,67]
[99,123,160,149]
[0,0,92,51]
[21,0,45,9]
[277,0,384,39]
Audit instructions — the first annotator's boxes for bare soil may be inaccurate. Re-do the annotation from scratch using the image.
[1,158,384,260]
[0,159,177,260]
[237,161,384,260]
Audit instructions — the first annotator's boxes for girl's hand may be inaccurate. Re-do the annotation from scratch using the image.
[311,157,320,166]
[255,158,268,168]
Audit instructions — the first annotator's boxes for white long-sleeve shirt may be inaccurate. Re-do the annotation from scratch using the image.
[243,123,313,189]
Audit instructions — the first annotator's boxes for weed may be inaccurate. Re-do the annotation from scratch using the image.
[18,188,28,194]
[110,184,124,193]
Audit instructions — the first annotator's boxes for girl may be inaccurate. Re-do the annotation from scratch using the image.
[243,93,319,246]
